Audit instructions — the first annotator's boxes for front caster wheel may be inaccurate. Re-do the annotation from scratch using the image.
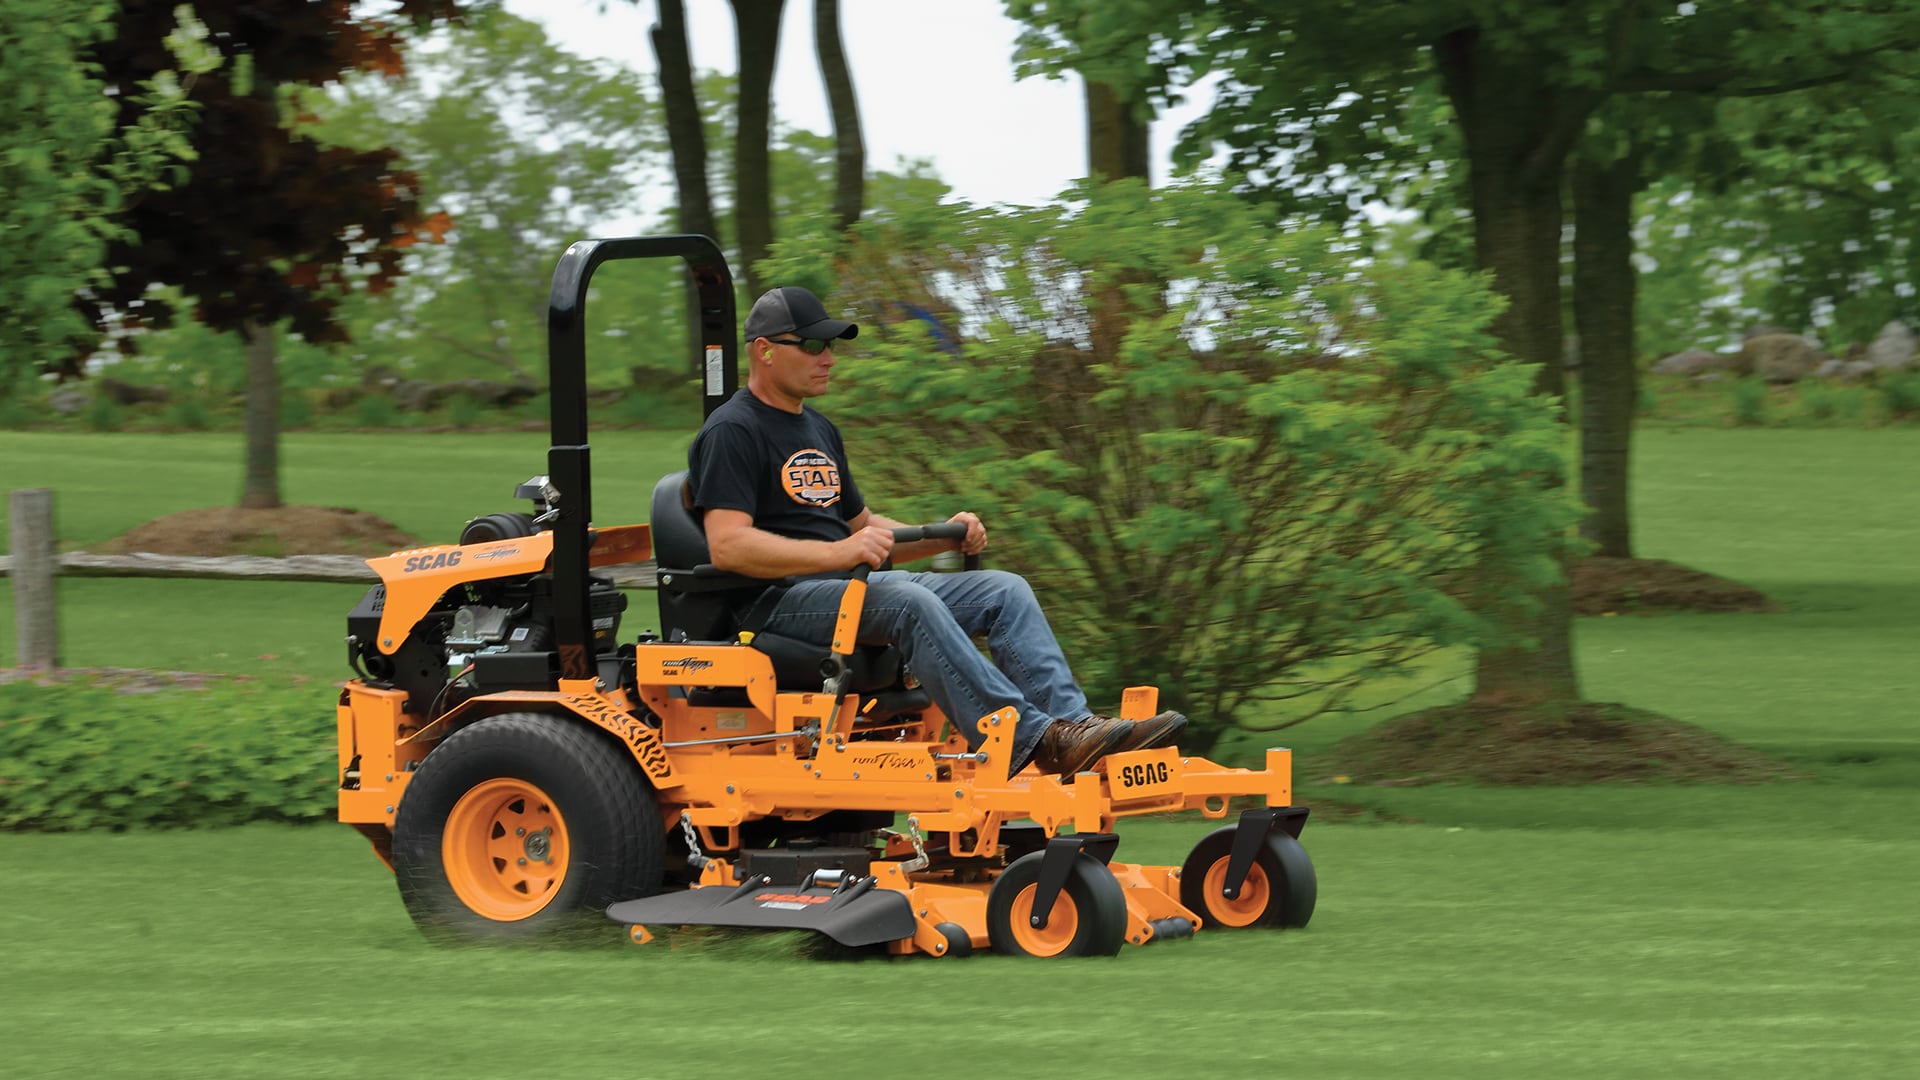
[986,849,1127,957]
[1180,825,1316,930]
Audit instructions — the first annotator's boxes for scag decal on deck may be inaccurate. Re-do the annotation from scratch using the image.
[402,550,462,572]
[661,657,714,677]
[470,547,519,563]
[757,893,831,910]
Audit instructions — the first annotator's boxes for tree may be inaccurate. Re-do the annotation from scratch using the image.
[0,0,195,397]
[85,0,461,508]
[1007,0,1920,719]
[763,181,1574,749]
[814,0,864,231]
[312,9,669,386]
[728,0,786,298]
[645,0,870,298]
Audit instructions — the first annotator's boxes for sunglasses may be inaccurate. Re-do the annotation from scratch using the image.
[768,337,834,356]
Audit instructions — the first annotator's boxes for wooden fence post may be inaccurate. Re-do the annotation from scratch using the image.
[9,488,58,670]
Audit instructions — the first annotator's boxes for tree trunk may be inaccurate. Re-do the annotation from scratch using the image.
[653,0,720,374]
[730,0,786,298]
[651,0,716,242]
[239,317,282,509]
[1435,30,1591,707]
[815,0,864,232]
[1572,150,1644,558]
[1085,79,1151,183]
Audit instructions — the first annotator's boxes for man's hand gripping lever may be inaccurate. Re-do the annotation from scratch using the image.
[817,523,978,749]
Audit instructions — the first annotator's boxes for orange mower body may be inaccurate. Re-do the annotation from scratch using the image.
[332,236,1316,957]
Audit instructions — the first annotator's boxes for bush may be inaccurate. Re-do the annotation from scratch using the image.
[280,389,315,429]
[167,396,212,431]
[1800,380,1864,424]
[355,394,402,429]
[444,392,485,428]
[84,392,124,432]
[1879,371,1920,419]
[1730,376,1769,426]
[0,675,335,831]
[764,180,1576,749]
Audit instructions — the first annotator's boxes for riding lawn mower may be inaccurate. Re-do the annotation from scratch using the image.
[333,236,1316,957]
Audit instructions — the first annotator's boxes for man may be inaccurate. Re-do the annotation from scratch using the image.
[687,285,1187,777]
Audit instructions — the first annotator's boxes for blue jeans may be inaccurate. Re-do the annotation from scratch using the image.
[759,569,1087,770]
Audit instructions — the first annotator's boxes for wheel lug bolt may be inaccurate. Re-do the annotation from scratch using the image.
[518,857,528,866]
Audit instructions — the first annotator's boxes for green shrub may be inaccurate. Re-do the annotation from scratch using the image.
[0,675,334,831]
[1799,380,1865,424]
[445,393,485,428]
[1730,376,1768,426]
[517,391,552,424]
[1635,378,1659,417]
[0,387,37,429]
[83,393,124,432]
[354,394,402,429]
[1879,371,1920,418]
[167,396,211,431]
[765,179,1577,749]
[280,389,314,429]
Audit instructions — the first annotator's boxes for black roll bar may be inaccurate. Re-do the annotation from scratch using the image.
[545,234,737,681]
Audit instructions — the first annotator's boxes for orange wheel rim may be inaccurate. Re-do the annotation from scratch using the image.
[442,778,570,921]
[1006,885,1081,957]
[1201,857,1270,928]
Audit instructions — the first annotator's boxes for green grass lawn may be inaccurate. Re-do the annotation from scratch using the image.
[0,428,694,547]
[3,427,1918,1077]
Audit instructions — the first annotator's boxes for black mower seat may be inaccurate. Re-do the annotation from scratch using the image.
[649,471,920,699]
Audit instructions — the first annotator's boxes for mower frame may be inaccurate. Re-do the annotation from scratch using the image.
[333,235,1316,956]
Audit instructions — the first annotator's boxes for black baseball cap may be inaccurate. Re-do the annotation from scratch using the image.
[743,286,859,343]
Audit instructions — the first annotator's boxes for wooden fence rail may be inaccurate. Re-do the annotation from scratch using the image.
[0,551,659,589]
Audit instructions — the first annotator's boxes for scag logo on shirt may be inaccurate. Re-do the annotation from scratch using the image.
[782,448,842,507]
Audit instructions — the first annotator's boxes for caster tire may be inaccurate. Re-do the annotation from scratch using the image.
[986,850,1127,957]
[1180,825,1316,930]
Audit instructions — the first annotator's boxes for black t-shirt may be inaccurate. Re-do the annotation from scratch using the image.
[687,389,866,543]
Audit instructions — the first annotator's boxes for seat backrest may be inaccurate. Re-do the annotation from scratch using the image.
[649,470,764,641]
[650,470,711,569]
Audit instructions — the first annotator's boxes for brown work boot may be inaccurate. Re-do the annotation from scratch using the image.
[1106,710,1188,755]
[1029,716,1136,777]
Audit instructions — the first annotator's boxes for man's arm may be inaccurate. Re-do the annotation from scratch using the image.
[867,510,987,564]
[705,507,894,576]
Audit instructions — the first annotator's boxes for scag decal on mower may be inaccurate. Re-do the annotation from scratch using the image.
[661,657,714,676]
[402,550,462,573]
[470,547,519,562]
[1109,747,1181,800]
[851,751,924,774]
[757,893,831,910]
[563,694,674,783]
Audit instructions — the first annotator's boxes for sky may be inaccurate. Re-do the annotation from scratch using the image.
[497,0,1209,208]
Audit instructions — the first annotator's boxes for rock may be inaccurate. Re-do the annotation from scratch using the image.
[1652,349,1733,376]
[1744,323,1795,341]
[97,377,170,407]
[48,384,91,415]
[1867,320,1915,373]
[390,379,443,412]
[1739,333,1826,384]
[442,378,538,407]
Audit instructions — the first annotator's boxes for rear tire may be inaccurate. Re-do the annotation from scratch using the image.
[1179,825,1316,930]
[393,712,661,943]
